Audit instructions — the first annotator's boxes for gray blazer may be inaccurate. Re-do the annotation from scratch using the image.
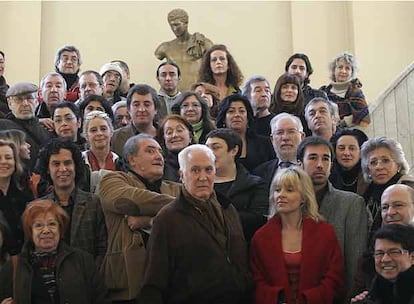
[319,182,369,291]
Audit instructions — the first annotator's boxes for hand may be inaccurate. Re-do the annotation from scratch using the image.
[39,118,55,131]
[126,216,152,231]
[1,297,14,304]
[351,291,369,303]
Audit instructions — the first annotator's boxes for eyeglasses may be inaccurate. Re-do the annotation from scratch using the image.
[84,111,109,121]
[54,115,77,124]
[32,221,59,231]
[373,248,409,260]
[272,129,299,137]
[368,157,394,168]
[181,103,201,110]
[60,56,78,63]
[115,114,130,121]
[104,71,121,80]
[12,94,36,104]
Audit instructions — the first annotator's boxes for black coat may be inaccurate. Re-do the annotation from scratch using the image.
[356,266,414,304]
[239,129,275,172]
[0,114,53,170]
[215,163,268,243]
[0,241,111,304]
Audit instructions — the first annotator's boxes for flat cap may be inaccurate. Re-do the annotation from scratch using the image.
[6,82,38,98]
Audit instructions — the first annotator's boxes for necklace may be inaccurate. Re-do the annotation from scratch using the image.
[340,175,358,187]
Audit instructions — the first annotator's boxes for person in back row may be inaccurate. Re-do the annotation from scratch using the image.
[285,53,327,104]
[54,45,82,102]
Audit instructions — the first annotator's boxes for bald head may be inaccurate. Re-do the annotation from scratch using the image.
[381,184,414,226]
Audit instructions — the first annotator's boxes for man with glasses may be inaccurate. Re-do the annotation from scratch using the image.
[100,63,125,105]
[0,82,52,170]
[351,224,414,303]
[76,70,104,105]
[350,184,414,299]
[252,113,305,189]
[54,45,82,102]
[52,102,86,150]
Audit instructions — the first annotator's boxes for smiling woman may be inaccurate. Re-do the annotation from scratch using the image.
[0,200,111,303]
[0,140,34,257]
[82,110,120,172]
[157,114,194,182]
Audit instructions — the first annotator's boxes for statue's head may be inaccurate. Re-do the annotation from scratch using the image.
[168,8,189,24]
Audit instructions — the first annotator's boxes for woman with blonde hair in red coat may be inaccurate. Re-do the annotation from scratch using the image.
[250,166,345,303]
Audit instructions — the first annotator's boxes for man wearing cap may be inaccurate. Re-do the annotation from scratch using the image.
[0,82,52,169]
[54,45,82,102]
[100,63,126,105]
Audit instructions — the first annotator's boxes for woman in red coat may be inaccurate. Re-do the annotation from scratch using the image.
[250,167,345,304]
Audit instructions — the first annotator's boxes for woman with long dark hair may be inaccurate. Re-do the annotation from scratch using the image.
[198,44,243,99]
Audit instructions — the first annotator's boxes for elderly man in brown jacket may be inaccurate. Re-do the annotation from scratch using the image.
[100,134,180,303]
[138,145,252,304]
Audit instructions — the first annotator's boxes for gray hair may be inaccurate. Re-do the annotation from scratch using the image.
[178,144,216,172]
[361,136,410,183]
[112,100,127,114]
[304,97,339,124]
[82,110,114,136]
[270,113,304,134]
[79,70,104,86]
[123,133,154,160]
[40,72,67,91]
[241,75,270,100]
[329,51,358,82]
[54,45,82,68]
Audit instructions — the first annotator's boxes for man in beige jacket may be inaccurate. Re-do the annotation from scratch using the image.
[99,133,180,303]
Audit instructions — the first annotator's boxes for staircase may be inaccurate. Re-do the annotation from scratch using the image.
[364,62,414,174]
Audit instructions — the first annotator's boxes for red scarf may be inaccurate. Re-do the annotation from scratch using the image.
[87,150,116,171]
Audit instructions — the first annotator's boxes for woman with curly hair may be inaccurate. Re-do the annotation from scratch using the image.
[198,44,243,100]
[320,52,370,128]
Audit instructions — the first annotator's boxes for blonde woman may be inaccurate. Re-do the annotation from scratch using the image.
[250,167,344,304]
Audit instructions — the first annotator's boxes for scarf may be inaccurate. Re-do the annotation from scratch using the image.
[86,150,116,171]
[30,247,60,302]
[330,80,351,98]
[191,119,204,143]
[182,187,227,249]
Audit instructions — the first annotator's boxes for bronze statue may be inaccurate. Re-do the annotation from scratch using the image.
[155,9,213,91]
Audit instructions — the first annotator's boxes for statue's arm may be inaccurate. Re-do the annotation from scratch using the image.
[155,42,168,60]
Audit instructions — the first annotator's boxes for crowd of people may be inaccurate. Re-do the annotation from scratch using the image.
[0,39,413,304]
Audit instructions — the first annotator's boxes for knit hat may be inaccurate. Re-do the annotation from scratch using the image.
[99,63,123,83]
